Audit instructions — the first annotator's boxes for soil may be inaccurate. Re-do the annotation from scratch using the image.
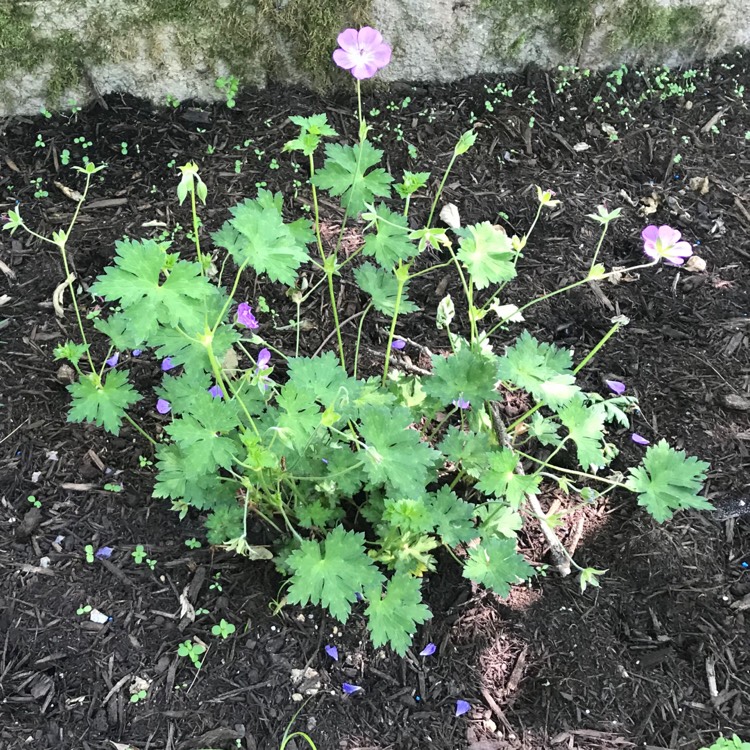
[1,51,750,750]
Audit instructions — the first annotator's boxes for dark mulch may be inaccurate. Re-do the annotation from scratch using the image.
[1,50,749,750]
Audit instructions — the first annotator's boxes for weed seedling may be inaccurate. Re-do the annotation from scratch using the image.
[35,134,45,148]
[166,94,180,108]
[211,618,236,638]
[84,544,95,563]
[216,75,239,108]
[131,544,147,564]
[60,149,71,165]
[177,639,206,668]
[76,604,92,615]
[185,537,202,549]
[130,689,147,703]
[27,495,41,508]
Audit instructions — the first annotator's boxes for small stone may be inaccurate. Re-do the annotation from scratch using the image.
[56,364,76,384]
[684,255,706,273]
[722,394,750,411]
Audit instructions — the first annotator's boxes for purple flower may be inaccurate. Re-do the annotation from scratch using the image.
[161,357,175,372]
[391,339,406,350]
[208,384,224,399]
[631,433,650,446]
[105,352,119,367]
[95,546,113,560]
[156,398,171,415]
[455,699,471,717]
[257,348,271,370]
[131,349,142,357]
[452,396,471,410]
[605,379,626,396]
[419,642,436,656]
[641,225,693,265]
[237,302,259,330]
[333,27,392,80]
[325,645,339,661]
[342,682,363,695]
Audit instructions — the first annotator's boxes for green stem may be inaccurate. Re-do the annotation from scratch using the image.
[189,187,205,275]
[308,152,327,263]
[124,413,158,446]
[212,258,249,333]
[425,152,458,230]
[588,221,609,275]
[326,269,346,369]
[573,320,622,375]
[353,301,373,379]
[515,449,630,489]
[294,298,302,358]
[381,268,407,385]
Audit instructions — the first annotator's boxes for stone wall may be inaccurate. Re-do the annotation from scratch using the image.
[0,0,747,116]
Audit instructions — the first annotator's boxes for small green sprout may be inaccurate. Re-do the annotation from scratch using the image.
[35,134,45,148]
[146,558,157,570]
[195,607,210,616]
[103,483,122,492]
[120,142,128,155]
[40,107,52,119]
[211,618,236,639]
[166,93,180,108]
[60,149,71,165]
[185,538,202,549]
[131,544,147,564]
[234,159,242,174]
[138,455,153,468]
[209,573,223,592]
[27,495,41,508]
[130,689,147,703]
[76,604,92,615]
[177,639,206,668]
[216,75,239,108]
[85,544,95,563]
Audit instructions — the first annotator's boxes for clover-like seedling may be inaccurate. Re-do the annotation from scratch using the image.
[84,544,95,564]
[76,604,92,616]
[185,538,202,550]
[27,495,41,508]
[211,618,236,639]
[177,639,206,669]
[131,545,146,564]
[130,689,147,703]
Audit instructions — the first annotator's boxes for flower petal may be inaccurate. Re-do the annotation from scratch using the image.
[605,379,626,395]
[641,225,659,244]
[391,339,406,350]
[369,42,392,68]
[631,433,650,446]
[357,26,383,50]
[668,240,693,258]
[657,225,681,247]
[325,644,339,661]
[419,642,437,656]
[336,28,360,53]
[156,398,171,415]
[350,61,378,80]
[333,48,355,70]
[455,699,471,717]
[342,682,362,695]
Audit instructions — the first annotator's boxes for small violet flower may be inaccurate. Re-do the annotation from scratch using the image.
[105,352,119,368]
[342,682,363,695]
[131,349,142,357]
[325,644,339,661]
[419,642,437,657]
[333,27,392,80]
[605,379,626,396]
[452,396,471,410]
[161,357,175,372]
[95,546,113,560]
[455,700,471,717]
[631,433,650,446]
[391,339,406,350]
[237,302,259,330]
[641,225,693,266]
[257,348,271,370]
[156,398,171,415]
[208,384,224,399]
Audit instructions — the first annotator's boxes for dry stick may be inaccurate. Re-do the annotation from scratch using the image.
[487,402,572,577]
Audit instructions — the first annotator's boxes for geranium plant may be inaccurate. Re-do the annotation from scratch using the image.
[3,27,711,654]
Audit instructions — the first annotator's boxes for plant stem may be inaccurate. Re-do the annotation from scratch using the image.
[425,152,458,230]
[381,267,407,385]
[588,221,609,275]
[573,319,622,374]
[189,186,205,276]
[124,413,158,446]
[515,449,630,488]
[353,302,373,379]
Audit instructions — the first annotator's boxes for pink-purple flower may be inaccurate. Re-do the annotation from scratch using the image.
[641,225,693,265]
[257,348,271,370]
[208,384,224,399]
[605,379,626,396]
[237,302,259,330]
[105,352,119,368]
[333,27,392,80]
[452,396,470,410]
[156,398,171,415]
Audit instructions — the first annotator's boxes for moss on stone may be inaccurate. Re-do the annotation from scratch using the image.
[0,0,372,110]
[607,0,705,52]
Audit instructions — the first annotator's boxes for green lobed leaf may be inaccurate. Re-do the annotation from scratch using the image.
[462,537,534,597]
[438,426,492,478]
[423,344,499,408]
[285,352,363,418]
[354,262,418,316]
[498,331,580,409]
[382,497,434,534]
[54,340,89,366]
[626,439,711,522]
[362,204,420,268]
[475,448,542,507]
[394,170,431,199]
[67,370,141,435]
[429,486,477,546]
[312,140,393,215]
[527,412,562,446]
[365,572,431,656]
[358,405,439,498]
[558,395,606,470]
[477,503,523,538]
[286,526,385,622]
[457,222,517,290]
[215,190,313,285]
